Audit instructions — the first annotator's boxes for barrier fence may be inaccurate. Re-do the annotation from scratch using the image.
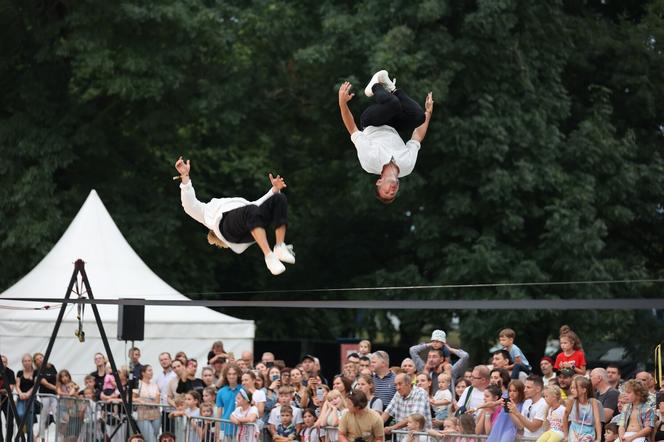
[1,394,543,442]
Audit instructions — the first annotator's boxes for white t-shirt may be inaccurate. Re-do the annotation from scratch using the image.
[522,397,547,438]
[457,386,485,412]
[351,127,421,177]
[433,389,452,413]
[547,405,566,435]
[231,406,259,442]
[268,404,304,427]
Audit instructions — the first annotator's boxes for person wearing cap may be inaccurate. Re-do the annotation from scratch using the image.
[540,356,556,385]
[409,330,451,373]
[557,368,575,401]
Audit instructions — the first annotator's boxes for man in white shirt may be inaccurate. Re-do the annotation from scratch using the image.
[457,365,490,415]
[156,352,176,406]
[175,157,295,275]
[338,70,434,203]
[511,375,547,439]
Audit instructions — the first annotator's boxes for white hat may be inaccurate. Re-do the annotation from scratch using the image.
[431,330,447,343]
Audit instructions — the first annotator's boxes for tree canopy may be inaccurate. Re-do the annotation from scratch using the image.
[1,0,663,363]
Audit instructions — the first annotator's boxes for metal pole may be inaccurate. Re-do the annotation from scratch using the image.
[77,260,140,439]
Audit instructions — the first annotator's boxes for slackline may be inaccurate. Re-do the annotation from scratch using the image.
[2,297,664,310]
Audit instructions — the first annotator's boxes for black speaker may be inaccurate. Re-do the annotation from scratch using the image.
[117,300,145,341]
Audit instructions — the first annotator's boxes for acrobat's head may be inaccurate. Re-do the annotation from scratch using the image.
[207,230,229,249]
[375,175,399,203]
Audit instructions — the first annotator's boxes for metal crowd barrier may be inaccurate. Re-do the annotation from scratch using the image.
[390,429,539,442]
[185,415,260,442]
[0,394,177,442]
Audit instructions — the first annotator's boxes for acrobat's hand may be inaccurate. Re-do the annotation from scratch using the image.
[269,173,287,191]
[175,156,191,176]
[425,92,434,115]
[338,81,355,104]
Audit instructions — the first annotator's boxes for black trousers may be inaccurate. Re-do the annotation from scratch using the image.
[220,192,288,244]
[360,85,425,132]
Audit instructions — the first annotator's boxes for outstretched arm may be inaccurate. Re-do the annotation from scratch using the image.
[338,81,359,136]
[175,156,191,184]
[410,92,434,143]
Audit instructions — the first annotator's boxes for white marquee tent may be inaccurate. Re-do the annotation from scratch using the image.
[0,190,254,382]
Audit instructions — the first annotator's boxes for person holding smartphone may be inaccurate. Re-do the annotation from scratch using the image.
[486,380,525,442]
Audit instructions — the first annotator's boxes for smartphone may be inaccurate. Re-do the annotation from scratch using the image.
[316,387,324,401]
[503,397,510,412]
[271,373,280,382]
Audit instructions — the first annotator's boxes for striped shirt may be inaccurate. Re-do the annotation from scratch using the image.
[373,371,396,408]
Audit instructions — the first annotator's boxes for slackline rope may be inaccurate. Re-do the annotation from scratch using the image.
[1,298,664,310]
[1,278,662,310]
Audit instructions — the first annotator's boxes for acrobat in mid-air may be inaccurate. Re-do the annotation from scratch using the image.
[338,70,434,203]
[175,157,295,275]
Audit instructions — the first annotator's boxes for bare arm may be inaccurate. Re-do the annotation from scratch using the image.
[338,82,359,136]
[410,93,434,143]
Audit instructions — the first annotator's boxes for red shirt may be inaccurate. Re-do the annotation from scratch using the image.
[554,350,586,370]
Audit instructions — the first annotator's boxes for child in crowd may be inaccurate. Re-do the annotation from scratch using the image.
[102,362,116,396]
[431,373,453,420]
[618,379,655,442]
[428,416,459,436]
[168,396,187,442]
[77,387,96,442]
[553,325,586,375]
[79,374,96,397]
[536,385,565,442]
[604,422,619,442]
[358,340,372,358]
[564,376,601,442]
[202,386,216,408]
[269,386,303,437]
[300,408,321,442]
[475,385,502,435]
[184,390,202,442]
[499,328,532,379]
[197,403,216,442]
[231,389,259,442]
[274,405,297,441]
[406,413,428,442]
[316,389,347,441]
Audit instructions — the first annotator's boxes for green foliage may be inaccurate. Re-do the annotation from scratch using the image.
[1,0,663,364]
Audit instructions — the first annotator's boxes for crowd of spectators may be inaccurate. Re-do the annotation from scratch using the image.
[0,326,662,442]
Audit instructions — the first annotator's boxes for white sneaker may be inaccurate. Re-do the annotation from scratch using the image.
[274,243,295,264]
[265,252,286,275]
[364,70,388,97]
[378,71,397,92]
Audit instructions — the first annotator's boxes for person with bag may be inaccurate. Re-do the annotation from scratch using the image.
[133,365,161,442]
[563,376,602,442]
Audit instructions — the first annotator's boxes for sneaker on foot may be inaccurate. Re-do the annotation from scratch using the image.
[265,252,286,275]
[364,69,389,97]
[378,71,396,92]
[274,243,295,264]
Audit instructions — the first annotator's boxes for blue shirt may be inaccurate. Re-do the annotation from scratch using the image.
[508,344,531,370]
[216,384,243,435]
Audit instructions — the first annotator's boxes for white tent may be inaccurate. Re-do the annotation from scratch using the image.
[0,190,254,383]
